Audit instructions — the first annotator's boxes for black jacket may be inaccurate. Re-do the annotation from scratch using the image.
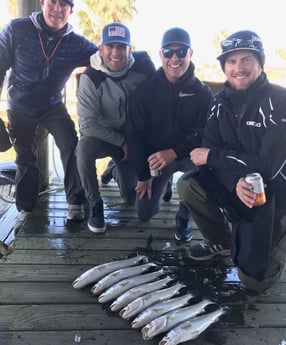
[202,72,286,280]
[205,73,286,196]
[125,62,213,180]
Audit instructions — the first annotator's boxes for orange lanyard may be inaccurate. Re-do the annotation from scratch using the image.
[38,31,63,77]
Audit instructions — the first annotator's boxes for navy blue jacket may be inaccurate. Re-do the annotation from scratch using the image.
[0,12,98,117]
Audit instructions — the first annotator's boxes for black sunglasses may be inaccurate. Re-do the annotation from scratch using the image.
[221,36,262,51]
[161,47,188,59]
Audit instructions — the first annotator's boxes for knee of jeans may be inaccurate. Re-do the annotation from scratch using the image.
[136,206,154,222]
[137,212,152,222]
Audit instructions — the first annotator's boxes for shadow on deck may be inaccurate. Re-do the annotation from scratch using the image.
[0,182,285,345]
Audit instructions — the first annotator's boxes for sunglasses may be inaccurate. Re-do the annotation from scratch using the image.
[161,47,188,59]
[221,36,262,51]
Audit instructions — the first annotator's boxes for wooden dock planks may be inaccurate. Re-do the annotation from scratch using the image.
[0,182,285,345]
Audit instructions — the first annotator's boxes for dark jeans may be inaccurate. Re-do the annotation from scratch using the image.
[76,136,137,207]
[8,104,85,212]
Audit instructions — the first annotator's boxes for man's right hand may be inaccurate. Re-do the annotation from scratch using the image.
[236,177,257,208]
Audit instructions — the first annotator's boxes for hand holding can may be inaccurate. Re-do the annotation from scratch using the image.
[245,173,266,206]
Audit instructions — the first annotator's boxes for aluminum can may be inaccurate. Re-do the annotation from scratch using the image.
[150,169,162,177]
[245,173,266,206]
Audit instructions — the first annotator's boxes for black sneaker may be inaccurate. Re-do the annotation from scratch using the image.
[175,215,192,241]
[163,180,172,202]
[101,159,115,185]
[88,199,106,233]
[189,241,231,260]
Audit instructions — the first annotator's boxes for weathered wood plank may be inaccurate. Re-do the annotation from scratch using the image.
[0,261,234,281]
[12,237,196,251]
[1,328,284,345]
[0,304,285,331]
[1,281,286,304]
[16,225,200,238]
[2,245,237,269]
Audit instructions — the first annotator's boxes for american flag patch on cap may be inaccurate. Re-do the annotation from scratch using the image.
[108,26,126,38]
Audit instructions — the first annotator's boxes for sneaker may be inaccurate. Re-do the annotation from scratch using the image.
[101,159,115,185]
[67,204,85,221]
[88,199,106,233]
[163,180,172,202]
[175,215,192,241]
[14,210,30,232]
[189,241,231,261]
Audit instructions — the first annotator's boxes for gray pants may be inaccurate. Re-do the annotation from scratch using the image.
[177,174,286,292]
[76,136,137,207]
[136,158,195,221]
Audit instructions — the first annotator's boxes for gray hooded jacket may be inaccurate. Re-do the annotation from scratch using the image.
[77,50,155,147]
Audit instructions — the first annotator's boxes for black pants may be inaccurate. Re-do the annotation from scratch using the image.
[8,104,85,212]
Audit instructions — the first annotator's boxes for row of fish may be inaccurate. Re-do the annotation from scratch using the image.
[72,255,226,345]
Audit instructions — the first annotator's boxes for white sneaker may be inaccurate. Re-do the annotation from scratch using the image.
[67,204,85,221]
[14,210,30,232]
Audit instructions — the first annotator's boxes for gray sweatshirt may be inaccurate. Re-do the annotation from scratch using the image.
[77,50,155,147]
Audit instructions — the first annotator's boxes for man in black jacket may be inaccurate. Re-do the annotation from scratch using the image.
[178,30,286,292]
[125,27,213,241]
[0,0,98,229]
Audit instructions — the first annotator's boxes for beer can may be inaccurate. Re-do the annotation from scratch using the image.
[245,173,266,206]
[150,169,162,177]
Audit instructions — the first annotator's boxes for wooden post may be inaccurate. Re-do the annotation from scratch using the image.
[18,0,41,16]
[18,0,49,192]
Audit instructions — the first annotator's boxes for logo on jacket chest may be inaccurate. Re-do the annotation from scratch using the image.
[178,91,195,97]
[246,121,261,128]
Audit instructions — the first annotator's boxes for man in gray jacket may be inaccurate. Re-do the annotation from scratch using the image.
[76,22,155,233]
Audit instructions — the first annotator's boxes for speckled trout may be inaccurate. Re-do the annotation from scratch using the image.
[131,293,195,329]
[142,298,214,340]
[72,255,148,289]
[98,269,165,303]
[91,262,157,295]
[110,276,174,312]
[119,282,186,320]
[159,307,225,345]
